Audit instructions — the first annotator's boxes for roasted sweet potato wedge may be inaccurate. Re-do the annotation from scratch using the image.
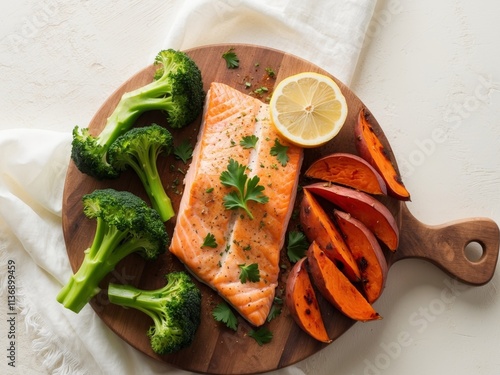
[334,210,388,303]
[305,152,387,195]
[300,189,361,282]
[304,183,399,251]
[355,108,411,200]
[307,241,380,322]
[286,257,332,343]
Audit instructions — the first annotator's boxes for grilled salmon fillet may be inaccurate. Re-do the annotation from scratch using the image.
[170,82,303,326]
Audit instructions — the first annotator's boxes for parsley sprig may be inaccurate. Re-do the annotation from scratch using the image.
[212,302,238,331]
[270,138,289,166]
[287,231,310,262]
[248,327,273,346]
[267,296,283,322]
[201,233,217,248]
[222,48,239,69]
[240,135,258,149]
[238,263,260,283]
[173,139,193,164]
[220,158,269,219]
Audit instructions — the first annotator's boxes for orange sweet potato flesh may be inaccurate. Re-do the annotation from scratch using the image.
[286,257,332,343]
[305,152,387,195]
[355,108,410,201]
[300,189,361,282]
[307,241,380,322]
[334,210,388,303]
[304,183,399,251]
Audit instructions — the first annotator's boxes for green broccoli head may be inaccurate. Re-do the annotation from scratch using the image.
[151,49,205,129]
[71,126,119,179]
[108,124,175,222]
[107,271,202,355]
[71,49,204,179]
[82,188,168,260]
[56,189,168,313]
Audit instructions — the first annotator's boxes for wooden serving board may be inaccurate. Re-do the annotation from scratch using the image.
[61,44,500,374]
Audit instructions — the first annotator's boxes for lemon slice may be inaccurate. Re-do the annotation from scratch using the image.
[270,72,348,148]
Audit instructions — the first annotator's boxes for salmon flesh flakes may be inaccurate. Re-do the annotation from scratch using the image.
[170,82,303,326]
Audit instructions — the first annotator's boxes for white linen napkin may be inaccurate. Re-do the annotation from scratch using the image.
[163,0,376,86]
[0,1,376,374]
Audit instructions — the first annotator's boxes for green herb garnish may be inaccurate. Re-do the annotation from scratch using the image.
[173,139,193,164]
[222,48,239,69]
[265,67,276,78]
[201,233,217,248]
[238,263,260,283]
[254,86,268,96]
[287,231,309,262]
[212,302,238,331]
[248,327,273,346]
[270,138,289,166]
[220,158,269,219]
[240,135,259,149]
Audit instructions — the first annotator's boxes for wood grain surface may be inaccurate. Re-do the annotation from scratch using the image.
[61,44,500,374]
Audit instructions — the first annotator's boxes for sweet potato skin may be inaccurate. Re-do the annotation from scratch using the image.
[355,108,410,200]
[304,183,399,251]
[286,257,332,343]
[334,210,388,303]
[307,241,380,322]
[305,152,387,195]
[300,189,361,282]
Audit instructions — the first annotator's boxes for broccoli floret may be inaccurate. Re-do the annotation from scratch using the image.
[108,124,175,222]
[56,188,168,313]
[107,271,201,355]
[71,49,205,179]
[151,49,205,128]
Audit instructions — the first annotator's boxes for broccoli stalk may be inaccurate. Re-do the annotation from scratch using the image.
[108,124,175,222]
[71,49,205,179]
[56,189,168,313]
[107,271,201,355]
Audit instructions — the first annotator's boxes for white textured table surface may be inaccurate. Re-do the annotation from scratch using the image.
[1,1,500,374]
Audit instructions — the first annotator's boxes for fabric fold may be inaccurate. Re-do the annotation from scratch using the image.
[162,0,376,85]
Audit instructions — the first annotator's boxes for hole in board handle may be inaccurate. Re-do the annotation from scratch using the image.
[464,241,484,263]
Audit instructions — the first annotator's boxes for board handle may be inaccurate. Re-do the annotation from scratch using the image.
[392,204,500,286]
